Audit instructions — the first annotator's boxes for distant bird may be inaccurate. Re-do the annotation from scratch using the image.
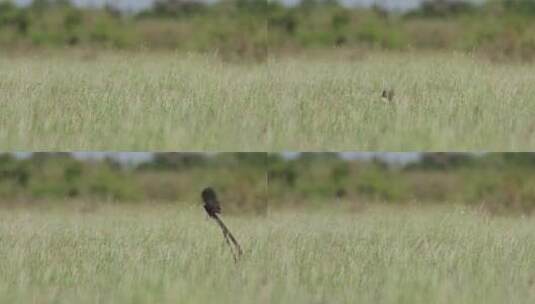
[335,188,347,199]
[201,187,243,262]
[202,187,221,218]
[382,89,395,102]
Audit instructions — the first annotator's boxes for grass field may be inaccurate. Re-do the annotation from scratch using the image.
[0,52,271,150]
[1,204,535,304]
[1,51,534,150]
[269,52,535,150]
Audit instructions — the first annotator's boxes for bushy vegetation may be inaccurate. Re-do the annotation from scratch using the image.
[0,153,268,214]
[0,0,267,61]
[2,153,535,215]
[269,0,535,61]
[268,153,535,215]
[4,1,535,61]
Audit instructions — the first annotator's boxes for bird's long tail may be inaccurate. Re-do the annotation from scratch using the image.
[213,214,243,262]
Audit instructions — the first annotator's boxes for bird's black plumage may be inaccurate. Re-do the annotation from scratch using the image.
[381,89,395,102]
[202,187,221,218]
[201,187,243,262]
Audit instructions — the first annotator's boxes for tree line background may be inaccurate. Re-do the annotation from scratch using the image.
[0,153,269,214]
[269,0,535,61]
[268,153,535,215]
[3,1,535,61]
[0,0,268,61]
[1,153,535,215]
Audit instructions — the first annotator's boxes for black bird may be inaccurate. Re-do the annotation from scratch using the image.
[381,89,395,102]
[202,187,221,218]
[200,187,243,261]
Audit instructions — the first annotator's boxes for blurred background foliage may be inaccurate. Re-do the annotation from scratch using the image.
[3,1,535,61]
[268,153,535,215]
[0,153,268,215]
[0,0,268,61]
[1,153,535,215]
[268,0,535,61]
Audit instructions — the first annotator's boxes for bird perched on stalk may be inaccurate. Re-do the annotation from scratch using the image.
[201,187,243,262]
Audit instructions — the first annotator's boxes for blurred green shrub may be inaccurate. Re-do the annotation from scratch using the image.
[0,153,268,215]
[268,153,535,215]
[267,0,535,61]
[0,0,267,61]
[4,1,535,61]
[1,153,535,214]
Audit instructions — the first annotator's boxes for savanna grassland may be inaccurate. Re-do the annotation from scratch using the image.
[0,52,271,150]
[0,204,269,304]
[1,204,535,304]
[2,1,535,150]
[268,52,535,150]
[1,51,535,150]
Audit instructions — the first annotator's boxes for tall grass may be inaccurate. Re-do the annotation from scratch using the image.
[268,52,535,150]
[1,204,535,303]
[0,52,271,150]
[267,206,535,304]
[0,204,271,304]
[1,52,534,150]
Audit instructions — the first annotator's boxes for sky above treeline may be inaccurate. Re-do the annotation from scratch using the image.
[11,153,422,165]
[12,0,486,12]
